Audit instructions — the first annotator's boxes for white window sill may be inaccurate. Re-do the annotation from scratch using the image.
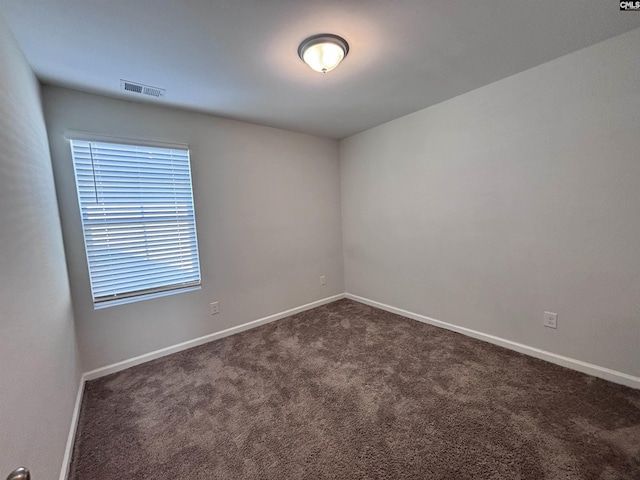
[93,285,201,310]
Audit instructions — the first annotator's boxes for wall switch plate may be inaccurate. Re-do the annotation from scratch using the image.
[320,275,326,286]
[210,302,219,315]
[543,311,557,329]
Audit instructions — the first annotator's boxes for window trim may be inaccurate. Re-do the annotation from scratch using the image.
[93,285,201,310]
[68,133,202,309]
[65,130,188,151]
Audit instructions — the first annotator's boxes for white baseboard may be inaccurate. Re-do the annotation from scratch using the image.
[83,293,346,381]
[346,293,640,390]
[59,374,85,480]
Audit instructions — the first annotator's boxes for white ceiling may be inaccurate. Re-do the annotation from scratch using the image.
[1,1,639,139]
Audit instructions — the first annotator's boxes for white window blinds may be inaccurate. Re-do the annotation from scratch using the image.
[70,139,201,307]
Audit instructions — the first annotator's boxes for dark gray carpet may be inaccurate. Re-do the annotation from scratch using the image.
[69,299,640,479]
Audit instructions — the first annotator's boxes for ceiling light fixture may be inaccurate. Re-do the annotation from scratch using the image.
[298,34,349,73]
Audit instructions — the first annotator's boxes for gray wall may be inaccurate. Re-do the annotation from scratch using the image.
[0,19,82,479]
[43,87,344,372]
[340,28,640,378]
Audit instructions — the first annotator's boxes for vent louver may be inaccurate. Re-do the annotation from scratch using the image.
[120,80,165,98]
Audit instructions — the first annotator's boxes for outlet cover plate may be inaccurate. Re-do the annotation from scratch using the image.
[543,311,558,329]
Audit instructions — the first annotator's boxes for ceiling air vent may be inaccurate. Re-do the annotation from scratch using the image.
[120,80,166,98]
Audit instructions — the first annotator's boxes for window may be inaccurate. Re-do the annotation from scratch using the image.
[70,138,201,308]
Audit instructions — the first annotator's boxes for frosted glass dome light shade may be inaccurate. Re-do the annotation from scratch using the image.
[298,34,349,73]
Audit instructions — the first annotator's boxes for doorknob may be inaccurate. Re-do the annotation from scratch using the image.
[6,467,29,480]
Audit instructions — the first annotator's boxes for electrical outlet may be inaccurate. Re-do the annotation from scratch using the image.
[210,302,219,315]
[543,311,557,329]
[320,275,326,286]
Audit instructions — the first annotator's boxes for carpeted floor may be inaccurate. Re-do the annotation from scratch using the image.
[69,299,640,479]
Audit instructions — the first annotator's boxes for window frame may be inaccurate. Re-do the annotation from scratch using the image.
[67,132,202,309]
